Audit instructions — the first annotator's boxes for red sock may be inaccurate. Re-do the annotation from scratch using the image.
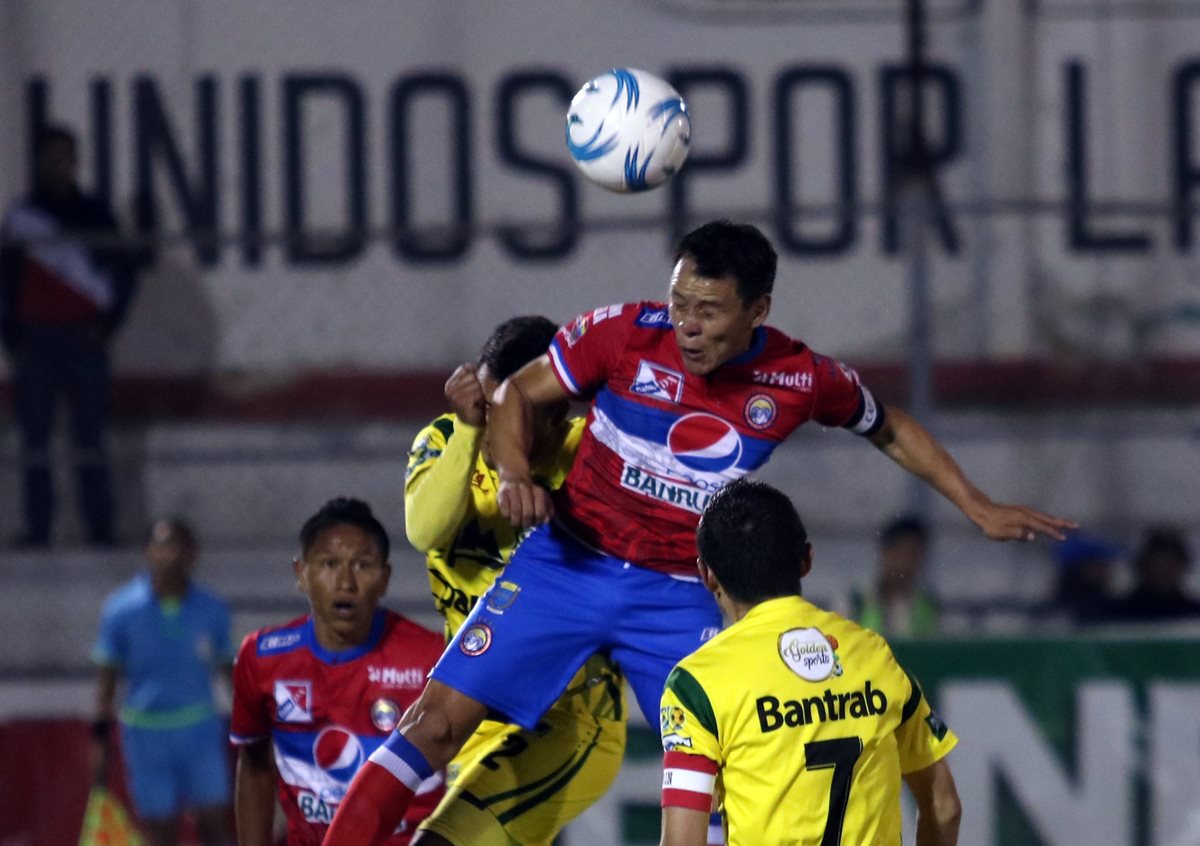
[325,732,433,845]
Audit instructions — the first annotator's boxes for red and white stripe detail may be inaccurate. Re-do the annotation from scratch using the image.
[662,750,718,811]
[368,742,427,792]
[548,343,582,395]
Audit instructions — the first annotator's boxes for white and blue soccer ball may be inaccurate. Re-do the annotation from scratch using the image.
[566,68,691,193]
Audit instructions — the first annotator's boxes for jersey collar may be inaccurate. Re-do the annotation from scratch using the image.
[722,326,768,369]
[303,608,387,665]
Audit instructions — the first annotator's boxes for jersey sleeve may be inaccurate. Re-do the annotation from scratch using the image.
[404,415,482,552]
[91,597,125,668]
[893,669,959,774]
[660,666,722,811]
[547,303,634,397]
[230,632,270,744]
[810,353,885,436]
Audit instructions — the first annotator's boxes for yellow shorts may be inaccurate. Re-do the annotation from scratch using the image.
[418,706,626,846]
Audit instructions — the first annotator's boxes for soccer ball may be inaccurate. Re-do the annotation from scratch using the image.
[566,68,691,193]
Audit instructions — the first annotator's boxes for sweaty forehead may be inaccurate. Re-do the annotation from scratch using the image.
[670,260,739,304]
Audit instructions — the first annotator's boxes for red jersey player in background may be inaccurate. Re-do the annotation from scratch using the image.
[231,498,445,845]
[326,220,1076,845]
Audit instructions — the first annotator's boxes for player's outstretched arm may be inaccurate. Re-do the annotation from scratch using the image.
[491,355,570,529]
[404,364,487,551]
[904,759,962,846]
[235,740,276,846]
[867,405,1076,542]
[660,805,711,846]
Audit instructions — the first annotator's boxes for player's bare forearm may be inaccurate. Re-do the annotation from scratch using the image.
[94,666,118,723]
[235,742,277,846]
[492,356,568,527]
[905,760,961,846]
[869,406,1075,542]
[659,805,710,846]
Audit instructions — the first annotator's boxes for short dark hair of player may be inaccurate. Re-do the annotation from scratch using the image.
[144,516,196,548]
[673,220,778,306]
[880,514,929,547]
[697,478,808,605]
[478,315,559,382]
[299,497,390,561]
[1135,526,1192,570]
[35,124,77,155]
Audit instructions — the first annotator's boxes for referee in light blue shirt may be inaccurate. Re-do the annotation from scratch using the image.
[92,518,234,845]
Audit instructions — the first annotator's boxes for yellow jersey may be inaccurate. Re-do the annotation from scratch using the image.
[405,413,623,722]
[659,595,957,846]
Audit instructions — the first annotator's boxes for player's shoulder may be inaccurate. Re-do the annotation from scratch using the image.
[413,413,458,447]
[242,615,311,660]
[101,574,154,617]
[188,581,230,612]
[381,610,444,654]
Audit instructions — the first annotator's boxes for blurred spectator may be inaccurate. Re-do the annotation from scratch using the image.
[1046,532,1123,626]
[0,125,138,547]
[851,514,940,638]
[1112,527,1200,622]
[92,518,233,846]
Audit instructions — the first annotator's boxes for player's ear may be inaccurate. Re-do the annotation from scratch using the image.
[380,561,392,595]
[697,559,719,594]
[750,294,771,328]
[799,542,813,579]
[292,557,306,592]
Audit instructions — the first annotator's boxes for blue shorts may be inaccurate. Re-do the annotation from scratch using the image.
[121,716,231,820]
[431,521,722,729]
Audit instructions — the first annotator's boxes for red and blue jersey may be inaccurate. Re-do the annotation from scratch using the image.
[230,609,445,845]
[547,301,883,577]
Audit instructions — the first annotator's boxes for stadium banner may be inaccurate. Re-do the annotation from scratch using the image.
[569,637,1200,846]
[1,0,1200,377]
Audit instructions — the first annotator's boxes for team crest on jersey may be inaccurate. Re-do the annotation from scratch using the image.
[660,705,693,750]
[743,394,777,430]
[370,698,401,732]
[631,360,684,403]
[667,413,743,474]
[460,623,493,656]
[778,628,843,682]
[275,680,313,722]
[485,581,521,614]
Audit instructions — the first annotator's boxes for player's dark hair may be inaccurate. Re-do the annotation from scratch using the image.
[880,514,929,547]
[697,478,807,604]
[478,315,559,382]
[673,220,777,305]
[35,124,77,155]
[299,497,390,560]
[144,516,196,548]
[1135,526,1192,570]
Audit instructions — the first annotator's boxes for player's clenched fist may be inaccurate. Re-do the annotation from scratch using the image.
[445,363,487,427]
[497,477,553,529]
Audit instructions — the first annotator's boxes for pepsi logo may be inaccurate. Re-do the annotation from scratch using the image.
[667,413,743,473]
[312,726,364,784]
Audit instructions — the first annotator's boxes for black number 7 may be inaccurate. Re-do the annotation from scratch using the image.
[804,736,864,846]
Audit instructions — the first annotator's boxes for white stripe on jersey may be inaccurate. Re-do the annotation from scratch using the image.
[548,343,582,395]
[663,766,716,797]
[369,743,426,791]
